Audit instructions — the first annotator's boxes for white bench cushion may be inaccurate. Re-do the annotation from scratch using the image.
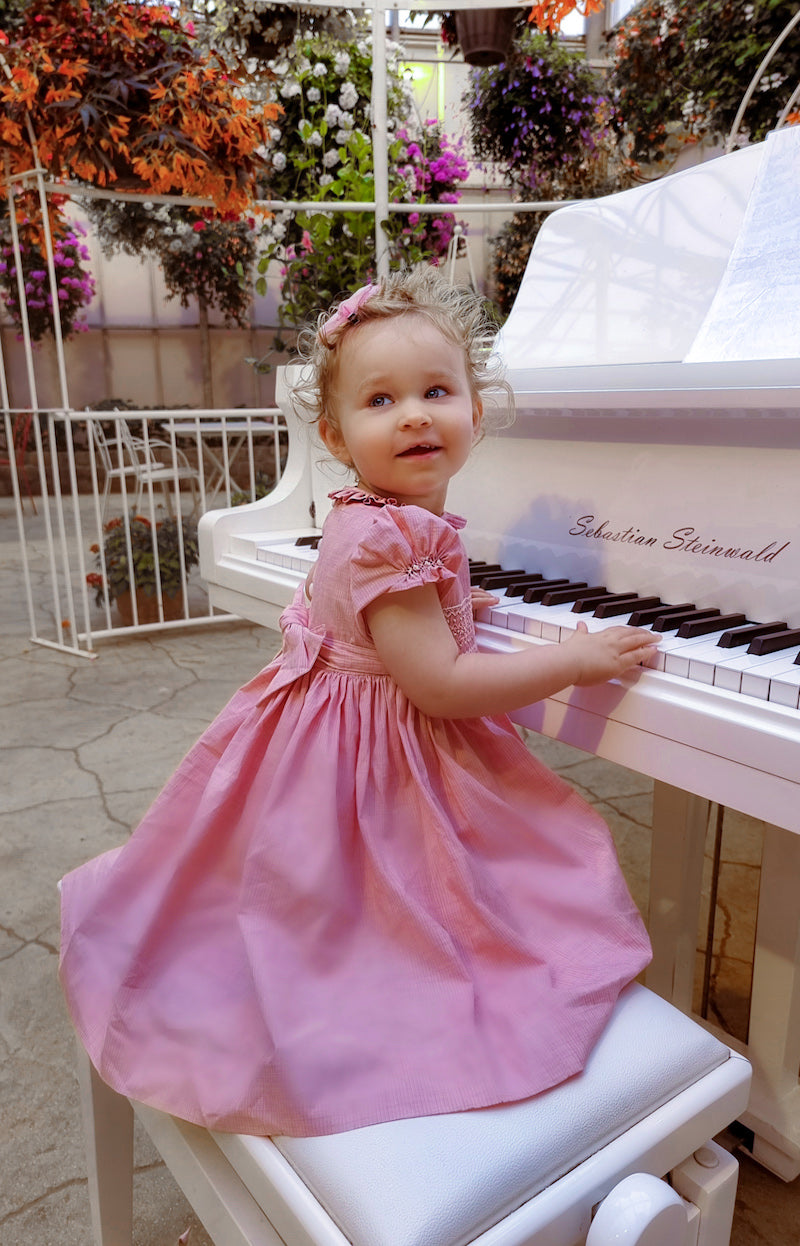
[225,986,729,1246]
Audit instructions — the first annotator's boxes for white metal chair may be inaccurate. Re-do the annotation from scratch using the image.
[75,984,750,1246]
[89,417,202,519]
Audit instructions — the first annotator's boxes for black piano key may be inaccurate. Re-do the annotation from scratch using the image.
[469,564,503,584]
[749,628,800,656]
[501,578,550,598]
[717,621,788,648]
[540,583,604,606]
[677,612,748,639]
[478,570,532,590]
[594,595,661,620]
[521,578,571,603]
[652,607,719,632]
[295,535,321,548]
[628,602,694,628]
[572,592,639,614]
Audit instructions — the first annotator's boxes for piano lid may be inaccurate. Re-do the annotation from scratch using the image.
[494,129,799,373]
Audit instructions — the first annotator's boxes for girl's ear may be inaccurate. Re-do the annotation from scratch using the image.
[472,398,484,440]
[319,417,349,464]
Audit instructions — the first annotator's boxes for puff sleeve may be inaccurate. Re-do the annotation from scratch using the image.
[350,504,463,617]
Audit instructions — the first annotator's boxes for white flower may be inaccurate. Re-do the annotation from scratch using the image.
[297,58,311,77]
[279,81,301,100]
[272,222,287,240]
[325,103,342,127]
[356,40,369,56]
[334,51,351,76]
[339,82,358,111]
[322,149,340,169]
[269,127,281,143]
[313,62,327,78]
[272,151,287,172]
[338,110,354,130]
[308,130,323,148]
[335,129,350,145]
[319,173,334,186]
[307,87,321,103]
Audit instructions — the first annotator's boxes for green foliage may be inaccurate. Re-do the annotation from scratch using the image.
[464,27,608,190]
[255,29,468,337]
[88,512,199,605]
[608,0,800,166]
[83,200,258,326]
[0,195,96,341]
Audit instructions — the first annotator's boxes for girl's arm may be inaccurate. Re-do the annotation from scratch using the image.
[364,583,660,720]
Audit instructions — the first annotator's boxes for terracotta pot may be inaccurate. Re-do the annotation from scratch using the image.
[115,588,184,627]
[455,8,517,66]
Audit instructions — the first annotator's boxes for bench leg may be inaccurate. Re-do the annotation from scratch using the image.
[76,1042,134,1246]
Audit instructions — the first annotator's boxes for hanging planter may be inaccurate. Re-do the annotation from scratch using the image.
[244,5,299,60]
[454,8,518,66]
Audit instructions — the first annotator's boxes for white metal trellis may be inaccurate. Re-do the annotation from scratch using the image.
[0,0,567,655]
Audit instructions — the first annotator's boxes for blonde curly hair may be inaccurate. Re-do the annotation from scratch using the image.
[290,269,512,437]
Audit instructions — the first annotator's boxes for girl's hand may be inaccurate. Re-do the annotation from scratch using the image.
[564,621,661,686]
[470,586,499,616]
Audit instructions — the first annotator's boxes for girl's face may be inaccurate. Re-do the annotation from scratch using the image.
[319,315,482,515]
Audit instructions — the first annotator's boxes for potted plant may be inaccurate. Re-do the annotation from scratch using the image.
[87,513,199,626]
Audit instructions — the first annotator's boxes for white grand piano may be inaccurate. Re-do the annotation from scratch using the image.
[200,127,800,1178]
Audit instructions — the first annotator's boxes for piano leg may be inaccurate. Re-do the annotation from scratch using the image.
[646,782,710,1013]
[646,788,800,1179]
[743,822,800,1180]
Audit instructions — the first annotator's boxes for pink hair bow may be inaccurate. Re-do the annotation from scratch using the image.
[319,283,378,347]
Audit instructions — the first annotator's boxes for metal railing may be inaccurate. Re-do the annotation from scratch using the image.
[2,406,285,656]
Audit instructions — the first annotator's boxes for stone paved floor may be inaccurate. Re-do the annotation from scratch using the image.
[1,497,798,1244]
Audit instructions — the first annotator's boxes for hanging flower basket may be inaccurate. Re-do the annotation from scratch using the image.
[455,8,518,66]
[243,4,299,60]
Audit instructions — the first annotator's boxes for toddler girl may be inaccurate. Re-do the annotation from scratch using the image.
[60,270,659,1138]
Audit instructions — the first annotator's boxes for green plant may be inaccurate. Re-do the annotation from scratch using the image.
[464,26,609,191]
[488,102,637,317]
[0,0,278,214]
[254,27,468,340]
[0,192,95,340]
[87,512,199,606]
[608,0,800,167]
[85,198,259,327]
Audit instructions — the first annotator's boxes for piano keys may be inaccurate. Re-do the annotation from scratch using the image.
[200,127,800,1177]
[249,538,800,708]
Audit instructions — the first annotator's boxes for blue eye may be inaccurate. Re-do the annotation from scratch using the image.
[369,394,391,408]
[425,385,446,399]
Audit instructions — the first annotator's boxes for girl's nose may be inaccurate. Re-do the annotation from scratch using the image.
[399,403,432,427]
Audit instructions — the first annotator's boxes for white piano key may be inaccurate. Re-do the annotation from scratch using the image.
[768,666,800,708]
[687,641,751,684]
[661,631,744,678]
[741,655,800,701]
[255,538,319,573]
[713,646,800,692]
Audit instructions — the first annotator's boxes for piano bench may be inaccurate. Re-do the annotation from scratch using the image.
[75,985,751,1246]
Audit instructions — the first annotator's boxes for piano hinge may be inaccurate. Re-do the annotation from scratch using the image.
[309,500,316,526]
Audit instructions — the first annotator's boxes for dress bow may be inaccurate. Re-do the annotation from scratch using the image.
[264,589,327,694]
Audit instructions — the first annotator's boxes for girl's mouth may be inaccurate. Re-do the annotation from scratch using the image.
[398,444,440,457]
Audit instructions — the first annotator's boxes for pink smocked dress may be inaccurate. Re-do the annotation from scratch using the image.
[60,488,651,1138]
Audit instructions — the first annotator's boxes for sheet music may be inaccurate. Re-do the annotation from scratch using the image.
[685,126,800,362]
